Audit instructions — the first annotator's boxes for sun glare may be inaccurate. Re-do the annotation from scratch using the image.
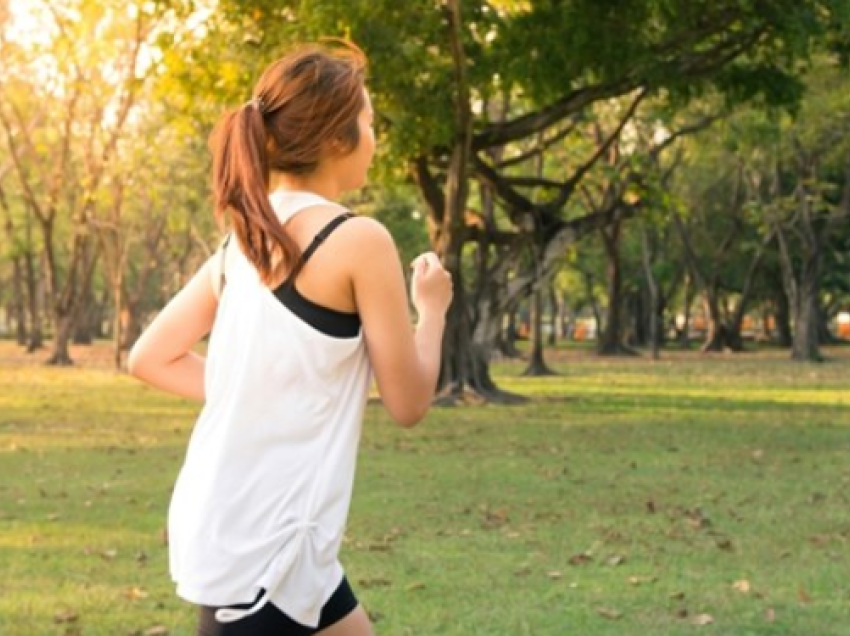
[6,1,55,47]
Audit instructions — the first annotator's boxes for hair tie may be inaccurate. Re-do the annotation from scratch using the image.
[245,96,266,114]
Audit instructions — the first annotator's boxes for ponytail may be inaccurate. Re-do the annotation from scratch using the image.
[209,42,367,284]
[210,102,300,285]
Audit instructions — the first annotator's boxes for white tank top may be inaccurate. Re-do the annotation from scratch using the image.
[167,192,372,627]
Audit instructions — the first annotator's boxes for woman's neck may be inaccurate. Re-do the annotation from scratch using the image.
[269,170,339,201]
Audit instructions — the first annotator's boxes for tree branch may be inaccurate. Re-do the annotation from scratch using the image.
[473,18,765,151]
[496,119,579,169]
[0,104,47,223]
[473,78,639,150]
[547,88,647,211]
[504,176,565,189]
[411,156,446,224]
[472,154,535,213]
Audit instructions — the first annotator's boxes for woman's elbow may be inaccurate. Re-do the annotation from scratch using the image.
[126,344,147,379]
[387,401,430,429]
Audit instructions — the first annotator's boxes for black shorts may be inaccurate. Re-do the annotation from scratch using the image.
[196,576,359,636]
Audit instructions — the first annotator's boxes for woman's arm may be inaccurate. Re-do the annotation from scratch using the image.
[127,257,220,401]
[348,217,452,427]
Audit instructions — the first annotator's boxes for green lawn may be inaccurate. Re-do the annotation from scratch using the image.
[1,342,849,636]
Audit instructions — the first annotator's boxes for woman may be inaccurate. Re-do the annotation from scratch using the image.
[128,41,452,636]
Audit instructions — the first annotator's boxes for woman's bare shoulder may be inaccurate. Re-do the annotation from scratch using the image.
[335,214,397,256]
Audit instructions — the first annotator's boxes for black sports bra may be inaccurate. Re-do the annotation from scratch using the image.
[221,213,361,339]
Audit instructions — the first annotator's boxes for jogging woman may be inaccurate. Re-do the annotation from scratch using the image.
[128,41,452,636]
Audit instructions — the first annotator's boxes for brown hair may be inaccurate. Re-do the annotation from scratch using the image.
[210,41,367,284]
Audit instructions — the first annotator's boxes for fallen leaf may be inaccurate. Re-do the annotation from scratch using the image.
[799,588,812,604]
[716,538,734,551]
[765,607,776,622]
[481,508,510,529]
[596,607,623,620]
[692,613,714,626]
[53,610,79,624]
[685,508,711,530]
[627,575,657,586]
[568,552,593,566]
[101,549,118,560]
[358,577,391,589]
[144,627,169,636]
[733,580,751,594]
[366,543,392,552]
[125,586,148,601]
[607,554,626,567]
[546,570,563,580]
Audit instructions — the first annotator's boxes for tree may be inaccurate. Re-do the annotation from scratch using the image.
[0,0,177,364]
[671,61,850,360]
[671,151,770,353]
[173,0,850,393]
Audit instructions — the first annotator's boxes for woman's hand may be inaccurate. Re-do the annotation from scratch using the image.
[410,252,453,319]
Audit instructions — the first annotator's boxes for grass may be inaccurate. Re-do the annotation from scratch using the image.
[1,341,849,636]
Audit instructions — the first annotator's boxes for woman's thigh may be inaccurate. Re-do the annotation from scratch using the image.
[316,605,373,636]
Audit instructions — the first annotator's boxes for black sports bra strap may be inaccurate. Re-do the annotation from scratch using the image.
[280,212,354,288]
[218,233,232,295]
[300,213,355,265]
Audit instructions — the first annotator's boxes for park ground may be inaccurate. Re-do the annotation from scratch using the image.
[1,341,849,636]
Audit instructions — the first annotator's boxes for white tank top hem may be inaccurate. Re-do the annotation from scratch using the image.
[167,191,371,628]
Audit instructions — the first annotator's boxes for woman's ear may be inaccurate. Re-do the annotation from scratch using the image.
[328,137,348,155]
[318,137,342,161]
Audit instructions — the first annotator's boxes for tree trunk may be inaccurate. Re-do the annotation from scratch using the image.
[46,234,98,365]
[112,279,124,368]
[628,288,647,348]
[598,218,636,356]
[640,225,660,360]
[598,255,624,354]
[522,283,557,376]
[23,247,43,352]
[73,302,95,345]
[547,285,558,346]
[48,314,74,366]
[426,0,482,400]
[582,270,602,339]
[10,256,27,346]
[791,255,822,361]
[0,180,37,348]
[555,292,570,342]
[678,273,693,349]
[760,303,773,342]
[499,308,522,358]
[468,272,526,401]
[121,300,143,351]
[724,245,767,352]
[700,286,727,352]
[774,291,793,347]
